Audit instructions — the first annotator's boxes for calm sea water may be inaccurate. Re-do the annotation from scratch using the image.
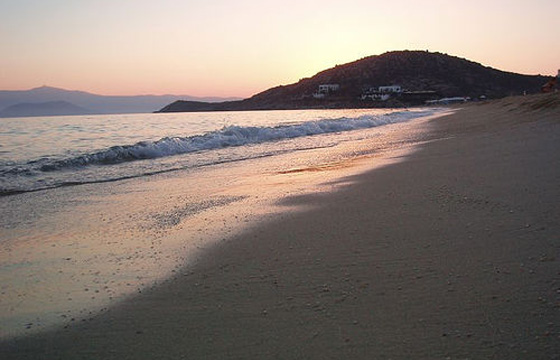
[0,108,439,195]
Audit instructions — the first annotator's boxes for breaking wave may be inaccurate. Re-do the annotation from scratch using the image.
[0,109,440,195]
[4,110,432,174]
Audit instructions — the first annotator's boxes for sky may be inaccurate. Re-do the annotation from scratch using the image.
[1,0,559,97]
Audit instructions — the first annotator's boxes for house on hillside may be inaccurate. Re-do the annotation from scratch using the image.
[361,85,402,101]
[361,92,391,101]
[313,84,340,99]
[318,84,340,93]
[378,85,402,94]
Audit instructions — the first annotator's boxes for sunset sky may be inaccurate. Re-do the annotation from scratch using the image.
[1,0,559,97]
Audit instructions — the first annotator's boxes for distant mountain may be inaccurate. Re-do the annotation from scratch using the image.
[0,101,93,118]
[159,50,551,112]
[0,86,241,117]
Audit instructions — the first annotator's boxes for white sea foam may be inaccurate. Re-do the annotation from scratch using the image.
[39,110,432,169]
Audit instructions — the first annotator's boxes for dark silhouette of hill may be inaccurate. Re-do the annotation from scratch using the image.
[0,101,93,118]
[159,51,551,112]
[0,86,241,116]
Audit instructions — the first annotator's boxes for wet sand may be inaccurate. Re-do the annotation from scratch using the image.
[2,94,560,359]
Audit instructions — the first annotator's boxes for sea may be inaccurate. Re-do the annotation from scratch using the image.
[0,107,443,338]
[0,108,438,195]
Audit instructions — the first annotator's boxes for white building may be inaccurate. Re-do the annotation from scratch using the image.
[313,84,340,99]
[361,93,391,101]
[361,85,402,101]
[317,84,340,93]
[378,85,402,94]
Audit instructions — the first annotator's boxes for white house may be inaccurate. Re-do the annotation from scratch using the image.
[313,84,340,99]
[361,85,402,101]
[378,85,402,94]
[318,84,340,93]
[361,93,391,101]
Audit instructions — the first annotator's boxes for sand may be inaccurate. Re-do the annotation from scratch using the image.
[1,93,559,359]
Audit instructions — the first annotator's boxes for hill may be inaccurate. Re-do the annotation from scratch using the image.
[159,51,551,112]
[0,86,241,117]
[0,101,92,118]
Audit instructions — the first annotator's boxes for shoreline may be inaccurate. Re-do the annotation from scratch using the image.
[2,94,559,359]
[0,108,443,339]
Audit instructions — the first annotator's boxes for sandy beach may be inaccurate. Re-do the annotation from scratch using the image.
[1,93,559,359]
